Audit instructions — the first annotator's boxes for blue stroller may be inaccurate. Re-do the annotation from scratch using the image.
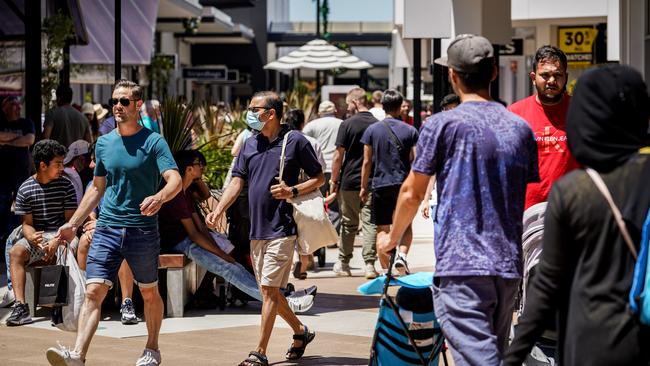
[359,256,449,366]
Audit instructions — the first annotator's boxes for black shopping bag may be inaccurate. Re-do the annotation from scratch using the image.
[38,264,69,307]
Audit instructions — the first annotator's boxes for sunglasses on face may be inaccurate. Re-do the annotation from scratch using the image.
[108,98,138,107]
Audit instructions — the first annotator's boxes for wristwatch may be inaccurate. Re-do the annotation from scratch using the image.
[291,186,299,198]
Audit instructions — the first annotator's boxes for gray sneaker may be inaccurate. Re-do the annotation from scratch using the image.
[120,298,138,325]
[46,343,84,365]
[6,302,32,326]
[333,261,351,277]
[136,348,161,366]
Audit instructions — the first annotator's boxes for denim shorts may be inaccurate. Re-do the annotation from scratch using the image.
[86,226,160,288]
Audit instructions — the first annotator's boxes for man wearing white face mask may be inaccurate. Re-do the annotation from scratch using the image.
[206,91,324,366]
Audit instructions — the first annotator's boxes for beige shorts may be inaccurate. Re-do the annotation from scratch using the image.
[250,235,296,288]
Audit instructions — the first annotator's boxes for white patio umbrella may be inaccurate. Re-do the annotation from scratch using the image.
[264,39,373,71]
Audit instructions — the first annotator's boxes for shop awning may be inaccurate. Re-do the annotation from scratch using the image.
[70,0,159,65]
[0,0,88,44]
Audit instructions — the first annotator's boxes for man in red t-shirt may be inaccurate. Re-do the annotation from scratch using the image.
[509,45,579,209]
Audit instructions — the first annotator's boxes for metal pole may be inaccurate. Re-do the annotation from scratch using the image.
[115,0,121,82]
[402,68,408,96]
[25,0,42,138]
[316,0,321,38]
[413,38,422,130]
[433,38,443,113]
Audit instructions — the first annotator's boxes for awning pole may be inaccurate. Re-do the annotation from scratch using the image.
[115,0,121,82]
[25,0,41,138]
[413,38,422,130]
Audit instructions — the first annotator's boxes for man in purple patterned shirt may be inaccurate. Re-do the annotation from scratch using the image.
[378,35,539,366]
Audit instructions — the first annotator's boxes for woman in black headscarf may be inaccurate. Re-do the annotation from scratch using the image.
[505,65,650,365]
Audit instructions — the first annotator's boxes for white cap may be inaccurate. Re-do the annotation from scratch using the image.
[64,140,91,165]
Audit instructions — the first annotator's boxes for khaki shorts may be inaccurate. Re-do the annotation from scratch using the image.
[250,235,296,288]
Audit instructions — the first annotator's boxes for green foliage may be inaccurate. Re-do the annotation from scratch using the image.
[147,54,175,99]
[286,83,319,122]
[199,144,233,190]
[160,97,198,154]
[42,11,75,108]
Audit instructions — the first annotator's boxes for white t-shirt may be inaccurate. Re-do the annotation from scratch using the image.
[369,107,386,121]
[302,115,342,173]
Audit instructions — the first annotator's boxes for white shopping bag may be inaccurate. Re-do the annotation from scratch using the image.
[56,245,85,332]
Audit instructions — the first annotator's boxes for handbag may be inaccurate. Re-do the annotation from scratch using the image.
[280,131,339,254]
[586,168,650,325]
[38,246,69,307]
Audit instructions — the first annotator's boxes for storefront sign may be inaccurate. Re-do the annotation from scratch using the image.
[499,39,524,56]
[558,26,598,66]
[182,67,228,81]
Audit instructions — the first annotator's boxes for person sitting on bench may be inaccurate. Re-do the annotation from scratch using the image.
[158,150,315,313]
[6,140,78,326]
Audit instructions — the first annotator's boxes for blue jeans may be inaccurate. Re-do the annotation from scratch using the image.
[86,226,160,288]
[173,237,262,301]
[433,276,519,366]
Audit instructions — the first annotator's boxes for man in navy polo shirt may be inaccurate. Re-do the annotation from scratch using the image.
[207,91,324,366]
[360,89,419,274]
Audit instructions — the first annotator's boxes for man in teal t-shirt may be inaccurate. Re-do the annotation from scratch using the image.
[51,80,181,366]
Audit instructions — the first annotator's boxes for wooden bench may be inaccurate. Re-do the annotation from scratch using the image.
[24,254,213,318]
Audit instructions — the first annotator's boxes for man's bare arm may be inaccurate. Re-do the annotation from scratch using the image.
[57,176,106,241]
[140,169,182,216]
[359,145,373,202]
[5,133,35,147]
[206,177,244,228]
[330,146,345,192]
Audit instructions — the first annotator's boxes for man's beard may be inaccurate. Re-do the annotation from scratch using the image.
[537,86,566,105]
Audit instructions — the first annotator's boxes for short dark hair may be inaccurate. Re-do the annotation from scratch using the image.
[33,139,66,169]
[440,93,460,109]
[285,108,305,131]
[113,79,143,100]
[252,91,283,120]
[534,45,568,72]
[454,58,495,92]
[174,149,204,177]
[55,85,73,104]
[381,89,404,113]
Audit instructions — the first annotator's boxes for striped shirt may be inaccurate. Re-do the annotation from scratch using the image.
[15,176,77,231]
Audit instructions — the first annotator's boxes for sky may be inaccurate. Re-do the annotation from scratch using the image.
[288,0,393,22]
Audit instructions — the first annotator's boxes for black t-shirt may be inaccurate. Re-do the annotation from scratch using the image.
[0,117,35,192]
[335,111,377,190]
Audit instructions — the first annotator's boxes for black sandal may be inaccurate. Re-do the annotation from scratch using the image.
[285,325,316,360]
[239,351,268,366]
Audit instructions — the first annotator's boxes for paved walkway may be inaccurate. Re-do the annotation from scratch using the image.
[0,211,444,365]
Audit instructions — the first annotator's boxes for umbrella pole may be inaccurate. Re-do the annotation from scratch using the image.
[316,70,321,103]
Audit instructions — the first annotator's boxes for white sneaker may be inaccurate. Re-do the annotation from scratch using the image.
[333,261,351,277]
[287,294,314,313]
[136,348,161,366]
[392,253,410,277]
[46,343,84,365]
[0,288,15,308]
[364,263,379,279]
